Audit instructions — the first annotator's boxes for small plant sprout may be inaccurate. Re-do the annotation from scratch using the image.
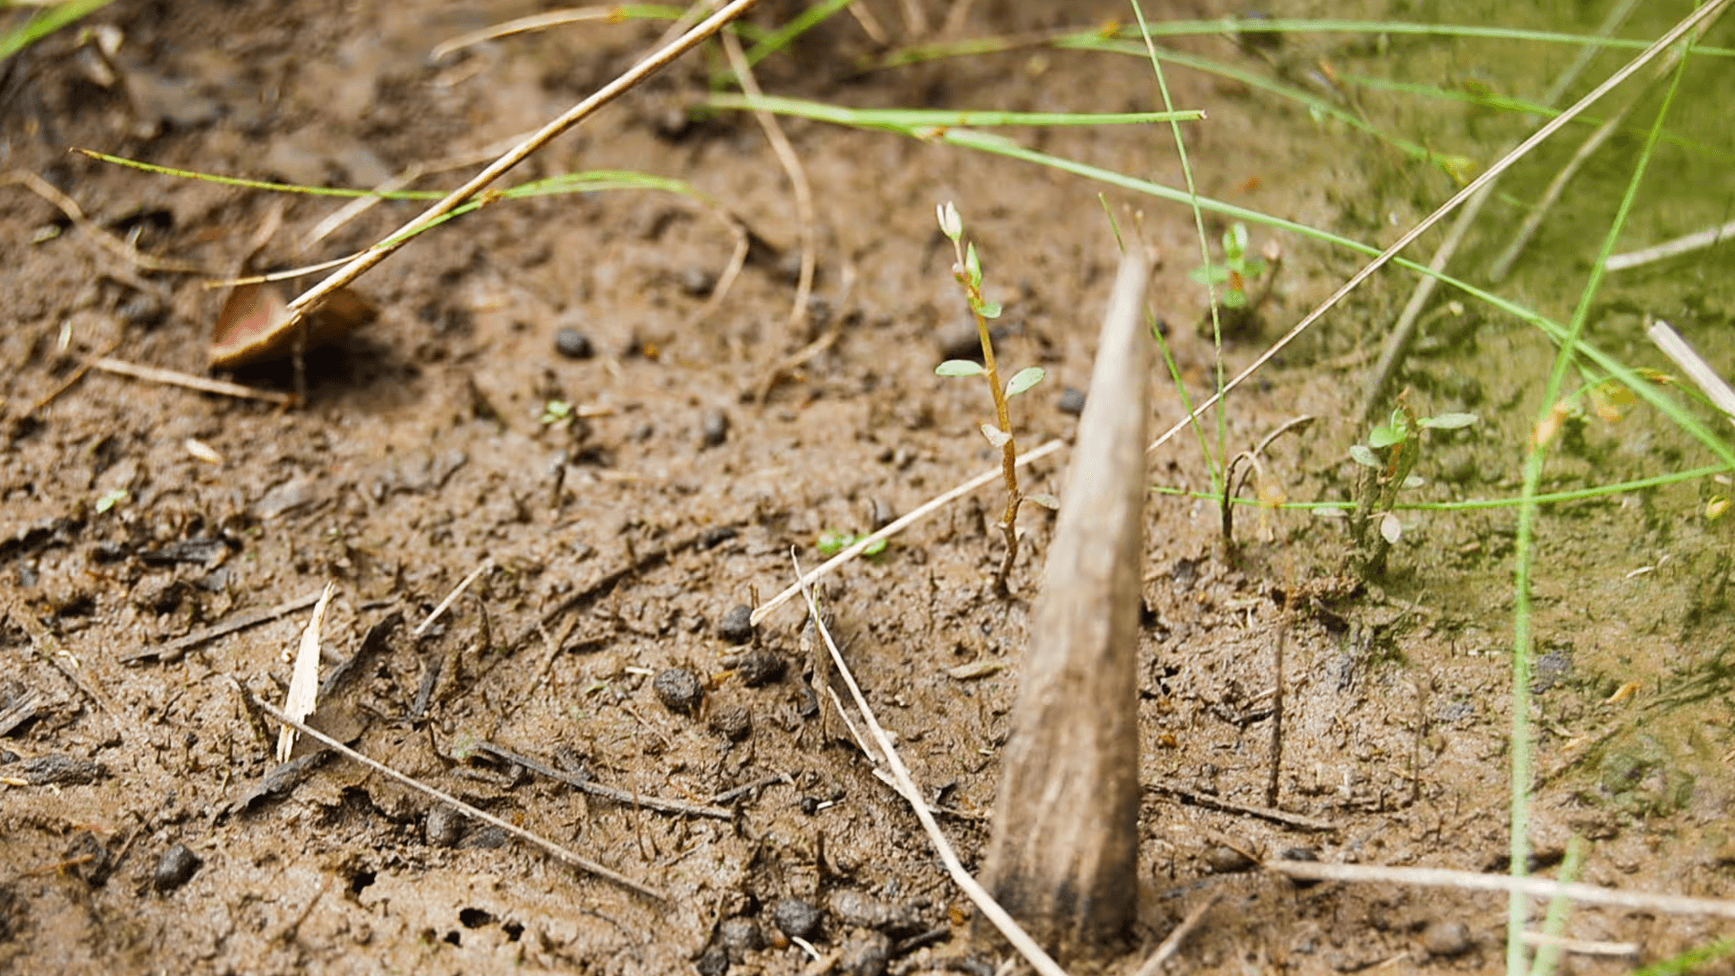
[95,488,128,514]
[934,202,1049,595]
[1345,395,1477,575]
[539,399,575,427]
[1188,221,1276,311]
[817,530,887,558]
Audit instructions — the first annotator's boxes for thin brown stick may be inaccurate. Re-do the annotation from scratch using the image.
[1145,782,1336,832]
[282,0,762,330]
[477,741,734,820]
[720,31,816,333]
[1131,893,1220,976]
[4,169,206,275]
[90,357,296,405]
[1146,0,1732,459]
[123,590,326,664]
[252,698,666,901]
[431,6,631,60]
[750,438,1065,626]
[1266,858,1735,920]
[792,554,1072,976]
[414,557,496,637]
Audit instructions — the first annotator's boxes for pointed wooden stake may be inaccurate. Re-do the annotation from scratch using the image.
[983,248,1153,958]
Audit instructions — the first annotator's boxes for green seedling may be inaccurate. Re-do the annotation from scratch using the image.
[1345,395,1477,574]
[94,488,128,514]
[817,530,887,558]
[934,202,1050,596]
[539,399,574,427]
[1188,221,1268,310]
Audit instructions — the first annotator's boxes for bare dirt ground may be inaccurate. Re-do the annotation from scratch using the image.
[4,1,1735,974]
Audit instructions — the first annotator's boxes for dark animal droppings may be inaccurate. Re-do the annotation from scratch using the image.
[771,896,822,940]
[718,604,754,644]
[652,667,703,716]
[554,327,594,360]
[733,649,786,687]
[152,844,203,892]
[701,408,730,448]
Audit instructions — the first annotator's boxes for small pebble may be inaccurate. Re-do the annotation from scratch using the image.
[152,843,202,892]
[1420,919,1473,957]
[718,604,754,644]
[733,649,786,687]
[718,915,762,962]
[554,326,594,360]
[701,408,730,448]
[708,704,753,741]
[771,896,822,940]
[118,291,167,328]
[1203,844,1256,874]
[426,805,467,847]
[1058,386,1087,416]
[839,931,891,976]
[652,667,703,716]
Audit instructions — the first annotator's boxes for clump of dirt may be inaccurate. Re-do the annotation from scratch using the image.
[4,1,1735,974]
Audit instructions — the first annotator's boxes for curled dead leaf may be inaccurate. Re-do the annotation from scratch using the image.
[210,282,376,369]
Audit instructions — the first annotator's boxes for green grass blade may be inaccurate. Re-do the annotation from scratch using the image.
[1,0,118,62]
[704,94,1203,128]
[1130,0,1224,495]
[745,0,855,65]
[1506,32,1690,976]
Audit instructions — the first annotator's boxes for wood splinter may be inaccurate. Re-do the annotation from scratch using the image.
[983,248,1153,959]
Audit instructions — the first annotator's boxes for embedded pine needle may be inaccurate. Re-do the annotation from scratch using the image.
[791,555,1072,976]
[277,582,335,763]
[983,248,1151,957]
[252,698,666,901]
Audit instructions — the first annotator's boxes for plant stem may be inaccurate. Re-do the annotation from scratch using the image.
[956,262,1024,595]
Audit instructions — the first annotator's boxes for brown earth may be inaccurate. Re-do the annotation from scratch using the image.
[4,1,1735,974]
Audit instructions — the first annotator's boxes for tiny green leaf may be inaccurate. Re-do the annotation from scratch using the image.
[1420,412,1479,430]
[1367,425,1406,449]
[1027,492,1060,510]
[936,359,984,377]
[95,488,128,514]
[1348,444,1382,468]
[937,201,962,241]
[977,299,1003,319]
[1221,289,1248,309]
[1005,366,1046,397]
[1401,474,1425,490]
[981,423,1011,448]
[1241,256,1267,278]
[965,243,983,288]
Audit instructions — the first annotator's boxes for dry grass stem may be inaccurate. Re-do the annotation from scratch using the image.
[1647,320,1735,421]
[5,169,206,275]
[1608,218,1735,271]
[1518,931,1639,958]
[720,31,817,332]
[790,554,1072,976]
[282,0,762,331]
[1147,0,1731,458]
[253,698,667,900]
[750,437,1066,626]
[89,357,296,405]
[430,6,629,61]
[413,557,497,637]
[1266,859,1735,920]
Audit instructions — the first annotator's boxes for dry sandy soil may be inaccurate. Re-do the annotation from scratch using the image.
[4,1,1735,974]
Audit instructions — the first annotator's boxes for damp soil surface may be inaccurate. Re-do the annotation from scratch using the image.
[4,1,1735,974]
